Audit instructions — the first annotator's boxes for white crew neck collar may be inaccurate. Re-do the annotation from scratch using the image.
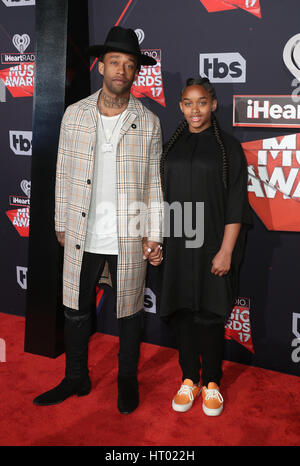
[98,109,127,119]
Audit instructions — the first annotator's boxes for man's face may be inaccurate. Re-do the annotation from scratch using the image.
[98,52,139,96]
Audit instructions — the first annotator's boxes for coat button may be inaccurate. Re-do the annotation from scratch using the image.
[131,124,136,129]
[76,244,80,249]
[82,212,86,217]
[87,179,91,184]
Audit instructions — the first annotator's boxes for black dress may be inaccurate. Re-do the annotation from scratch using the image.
[159,125,252,322]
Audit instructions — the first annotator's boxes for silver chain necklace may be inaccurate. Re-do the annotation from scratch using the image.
[98,92,125,153]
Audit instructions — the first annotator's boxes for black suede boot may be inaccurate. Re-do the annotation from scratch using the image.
[33,310,92,406]
[32,375,91,406]
[117,312,143,414]
[117,375,139,414]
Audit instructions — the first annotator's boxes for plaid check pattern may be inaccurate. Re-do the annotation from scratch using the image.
[55,90,164,317]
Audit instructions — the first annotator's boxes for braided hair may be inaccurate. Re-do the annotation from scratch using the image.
[160,77,228,194]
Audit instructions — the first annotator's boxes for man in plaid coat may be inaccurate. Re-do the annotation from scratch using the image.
[33,27,164,414]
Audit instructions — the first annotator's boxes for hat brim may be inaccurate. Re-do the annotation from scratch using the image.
[88,45,157,66]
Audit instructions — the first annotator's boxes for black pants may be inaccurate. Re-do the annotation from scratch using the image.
[64,251,143,379]
[171,309,225,387]
[78,252,118,317]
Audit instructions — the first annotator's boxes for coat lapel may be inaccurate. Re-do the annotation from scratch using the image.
[119,93,142,136]
[84,90,142,137]
[85,90,99,136]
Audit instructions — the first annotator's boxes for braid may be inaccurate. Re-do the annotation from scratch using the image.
[160,119,188,194]
[181,76,229,189]
[211,113,228,189]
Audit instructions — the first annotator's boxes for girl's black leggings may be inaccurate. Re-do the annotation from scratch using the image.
[171,308,225,387]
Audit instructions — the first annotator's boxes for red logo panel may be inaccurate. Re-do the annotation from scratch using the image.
[131,49,166,107]
[200,0,261,17]
[0,63,34,97]
[243,133,300,232]
[6,207,30,237]
[225,298,254,353]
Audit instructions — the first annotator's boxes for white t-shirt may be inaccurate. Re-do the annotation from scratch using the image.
[84,109,127,255]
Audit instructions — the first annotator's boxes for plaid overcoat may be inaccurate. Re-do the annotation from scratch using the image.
[55,90,164,318]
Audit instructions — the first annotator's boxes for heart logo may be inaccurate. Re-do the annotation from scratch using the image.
[283,33,300,81]
[12,34,30,53]
[134,29,145,45]
[20,179,31,198]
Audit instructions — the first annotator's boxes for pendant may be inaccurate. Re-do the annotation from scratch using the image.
[101,143,113,152]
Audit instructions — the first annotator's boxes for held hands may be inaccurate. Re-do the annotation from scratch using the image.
[211,248,232,277]
[142,238,163,266]
[55,233,163,268]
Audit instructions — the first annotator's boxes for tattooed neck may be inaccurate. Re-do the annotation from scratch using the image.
[100,91,129,109]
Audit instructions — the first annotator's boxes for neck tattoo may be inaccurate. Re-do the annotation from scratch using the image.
[101,91,129,109]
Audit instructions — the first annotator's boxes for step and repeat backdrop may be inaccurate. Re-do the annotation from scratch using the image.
[1,0,300,377]
[0,0,34,317]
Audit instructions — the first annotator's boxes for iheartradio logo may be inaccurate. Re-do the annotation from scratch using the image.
[20,179,31,198]
[233,95,300,127]
[134,29,145,45]
[8,179,31,209]
[12,34,30,53]
[283,33,300,82]
[0,32,35,97]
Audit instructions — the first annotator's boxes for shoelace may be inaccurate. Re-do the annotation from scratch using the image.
[204,389,223,403]
[177,384,195,401]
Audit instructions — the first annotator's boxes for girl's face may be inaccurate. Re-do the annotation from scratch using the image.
[179,84,217,133]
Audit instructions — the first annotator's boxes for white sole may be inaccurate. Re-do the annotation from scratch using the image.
[202,401,223,416]
[172,388,201,413]
[172,399,193,412]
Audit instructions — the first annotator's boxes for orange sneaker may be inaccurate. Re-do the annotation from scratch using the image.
[172,379,202,412]
[202,382,224,416]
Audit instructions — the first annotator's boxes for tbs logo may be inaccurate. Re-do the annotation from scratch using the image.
[292,313,300,363]
[9,130,32,156]
[144,287,156,314]
[200,53,246,83]
[16,266,28,290]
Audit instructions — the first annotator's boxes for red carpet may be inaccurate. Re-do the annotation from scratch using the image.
[1,312,300,447]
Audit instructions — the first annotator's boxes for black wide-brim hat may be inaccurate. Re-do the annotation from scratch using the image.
[89,26,156,66]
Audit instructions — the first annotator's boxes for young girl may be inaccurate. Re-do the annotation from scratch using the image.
[159,77,251,416]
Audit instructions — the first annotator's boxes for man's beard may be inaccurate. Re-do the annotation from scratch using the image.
[105,77,133,98]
